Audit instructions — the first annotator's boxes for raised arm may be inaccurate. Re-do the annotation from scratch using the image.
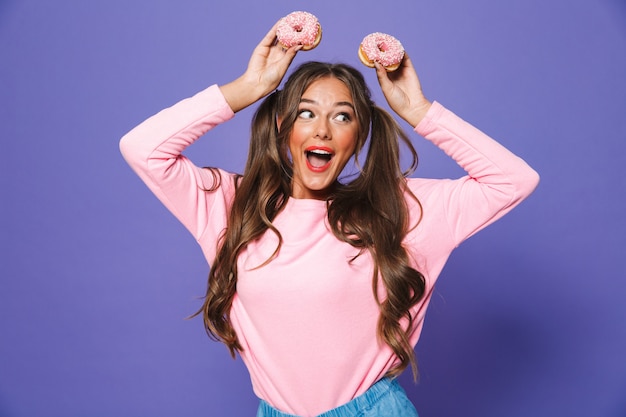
[119,21,300,262]
[374,53,539,245]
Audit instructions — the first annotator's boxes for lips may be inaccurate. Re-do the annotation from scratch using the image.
[305,146,334,172]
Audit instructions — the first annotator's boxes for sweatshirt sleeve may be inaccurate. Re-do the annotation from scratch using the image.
[119,85,237,263]
[413,101,540,246]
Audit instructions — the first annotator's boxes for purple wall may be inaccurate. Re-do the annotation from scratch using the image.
[1,0,625,416]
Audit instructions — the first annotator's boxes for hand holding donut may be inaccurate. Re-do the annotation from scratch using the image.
[374,54,432,127]
[221,12,322,113]
[220,20,302,113]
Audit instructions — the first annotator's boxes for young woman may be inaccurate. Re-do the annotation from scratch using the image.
[120,20,539,417]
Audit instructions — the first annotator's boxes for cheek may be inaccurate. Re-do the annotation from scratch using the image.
[288,125,306,148]
[288,123,315,152]
[340,131,359,155]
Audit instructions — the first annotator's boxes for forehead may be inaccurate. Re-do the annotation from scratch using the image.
[301,77,353,103]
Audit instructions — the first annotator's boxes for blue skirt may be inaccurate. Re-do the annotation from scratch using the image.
[256,377,419,417]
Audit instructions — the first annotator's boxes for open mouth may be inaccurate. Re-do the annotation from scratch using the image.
[305,148,333,170]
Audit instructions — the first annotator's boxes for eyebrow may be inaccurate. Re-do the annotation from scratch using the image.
[299,98,355,111]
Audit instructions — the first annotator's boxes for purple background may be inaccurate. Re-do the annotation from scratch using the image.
[1,0,625,416]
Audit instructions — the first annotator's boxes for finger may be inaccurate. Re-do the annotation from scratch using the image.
[374,61,392,90]
[285,44,302,57]
[276,44,301,73]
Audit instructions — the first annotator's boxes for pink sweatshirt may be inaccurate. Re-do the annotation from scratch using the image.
[120,85,539,416]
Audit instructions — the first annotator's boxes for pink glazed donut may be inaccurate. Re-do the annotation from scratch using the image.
[358,32,405,71]
[276,11,322,50]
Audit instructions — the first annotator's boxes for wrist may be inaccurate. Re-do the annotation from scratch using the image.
[404,100,432,127]
[220,75,266,113]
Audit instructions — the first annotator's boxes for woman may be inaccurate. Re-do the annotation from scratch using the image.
[120,20,539,417]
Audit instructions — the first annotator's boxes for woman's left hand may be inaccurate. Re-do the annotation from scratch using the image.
[374,54,432,127]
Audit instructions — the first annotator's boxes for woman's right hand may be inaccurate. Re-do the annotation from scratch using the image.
[220,21,301,113]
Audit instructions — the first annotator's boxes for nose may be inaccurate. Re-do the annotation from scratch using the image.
[314,118,331,140]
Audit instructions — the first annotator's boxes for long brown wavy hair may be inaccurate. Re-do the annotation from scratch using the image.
[197,62,426,379]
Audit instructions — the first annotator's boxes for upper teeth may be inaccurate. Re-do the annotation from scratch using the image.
[309,150,331,155]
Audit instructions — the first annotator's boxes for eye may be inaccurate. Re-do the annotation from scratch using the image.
[298,109,314,119]
[334,112,352,122]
